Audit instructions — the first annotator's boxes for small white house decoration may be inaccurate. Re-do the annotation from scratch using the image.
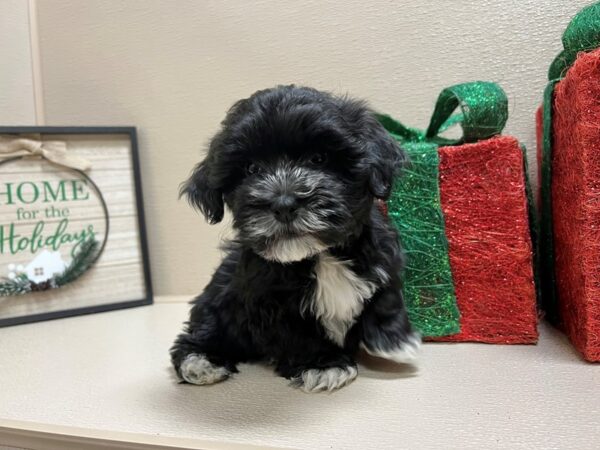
[25,251,66,283]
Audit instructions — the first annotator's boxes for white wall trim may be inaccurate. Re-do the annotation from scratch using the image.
[27,0,45,125]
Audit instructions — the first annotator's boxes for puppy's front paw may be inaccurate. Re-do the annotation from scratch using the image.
[179,354,231,385]
[291,366,358,393]
[362,332,421,364]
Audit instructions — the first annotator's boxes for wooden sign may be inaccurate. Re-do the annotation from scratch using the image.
[0,127,152,326]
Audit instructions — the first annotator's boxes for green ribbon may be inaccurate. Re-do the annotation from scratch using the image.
[426,82,508,144]
[548,3,600,80]
[379,81,509,337]
[380,81,508,146]
[540,3,600,322]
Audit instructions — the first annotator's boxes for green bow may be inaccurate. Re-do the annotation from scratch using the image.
[378,81,509,338]
[379,81,508,146]
[548,2,600,80]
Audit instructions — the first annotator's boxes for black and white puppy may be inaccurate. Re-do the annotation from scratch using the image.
[171,85,420,392]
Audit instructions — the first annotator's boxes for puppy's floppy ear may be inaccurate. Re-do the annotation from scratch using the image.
[338,97,407,200]
[362,116,407,200]
[180,160,224,224]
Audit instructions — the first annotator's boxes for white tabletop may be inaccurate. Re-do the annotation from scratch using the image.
[1,298,599,450]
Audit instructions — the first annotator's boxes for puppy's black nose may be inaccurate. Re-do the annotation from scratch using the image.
[271,195,298,223]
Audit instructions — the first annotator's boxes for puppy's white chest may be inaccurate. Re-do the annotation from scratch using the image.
[308,252,377,346]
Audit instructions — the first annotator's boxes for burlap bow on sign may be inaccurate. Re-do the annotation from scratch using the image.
[0,135,91,171]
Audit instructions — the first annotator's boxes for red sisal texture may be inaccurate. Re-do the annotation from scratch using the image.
[434,136,538,343]
[552,48,600,362]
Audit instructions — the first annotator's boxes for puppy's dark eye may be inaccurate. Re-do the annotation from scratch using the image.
[246,163,261,175]
[309,152,327,165]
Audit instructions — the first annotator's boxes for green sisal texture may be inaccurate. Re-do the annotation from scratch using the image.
[380,117,460,337]
[540,81,559,322]
[520,143,542,307]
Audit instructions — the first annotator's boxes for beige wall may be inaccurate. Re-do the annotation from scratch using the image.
[0,0,37,125]
[30,0,589,295]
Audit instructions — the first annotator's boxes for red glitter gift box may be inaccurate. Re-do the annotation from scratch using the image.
[436,136,538,343]
[382,81,538,344]
[537,4,600,362]
[537,49,600,362]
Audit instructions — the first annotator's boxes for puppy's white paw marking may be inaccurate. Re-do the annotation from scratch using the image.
[363,332,422,364]
[180,354,230,385]
[294,366,358,393]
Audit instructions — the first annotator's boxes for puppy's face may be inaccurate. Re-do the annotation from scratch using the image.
[183,86,405,263]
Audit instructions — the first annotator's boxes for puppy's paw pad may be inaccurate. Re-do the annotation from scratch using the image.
[180,354,230,385]
[364,332,422,364]
[292,366,358,393]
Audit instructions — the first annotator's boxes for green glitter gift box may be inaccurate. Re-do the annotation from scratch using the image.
[381,81,538,343]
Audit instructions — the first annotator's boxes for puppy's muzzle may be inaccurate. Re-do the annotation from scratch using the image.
[271,194,299,223]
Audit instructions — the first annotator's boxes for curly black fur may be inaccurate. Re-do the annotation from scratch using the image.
[171,85,417,391]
